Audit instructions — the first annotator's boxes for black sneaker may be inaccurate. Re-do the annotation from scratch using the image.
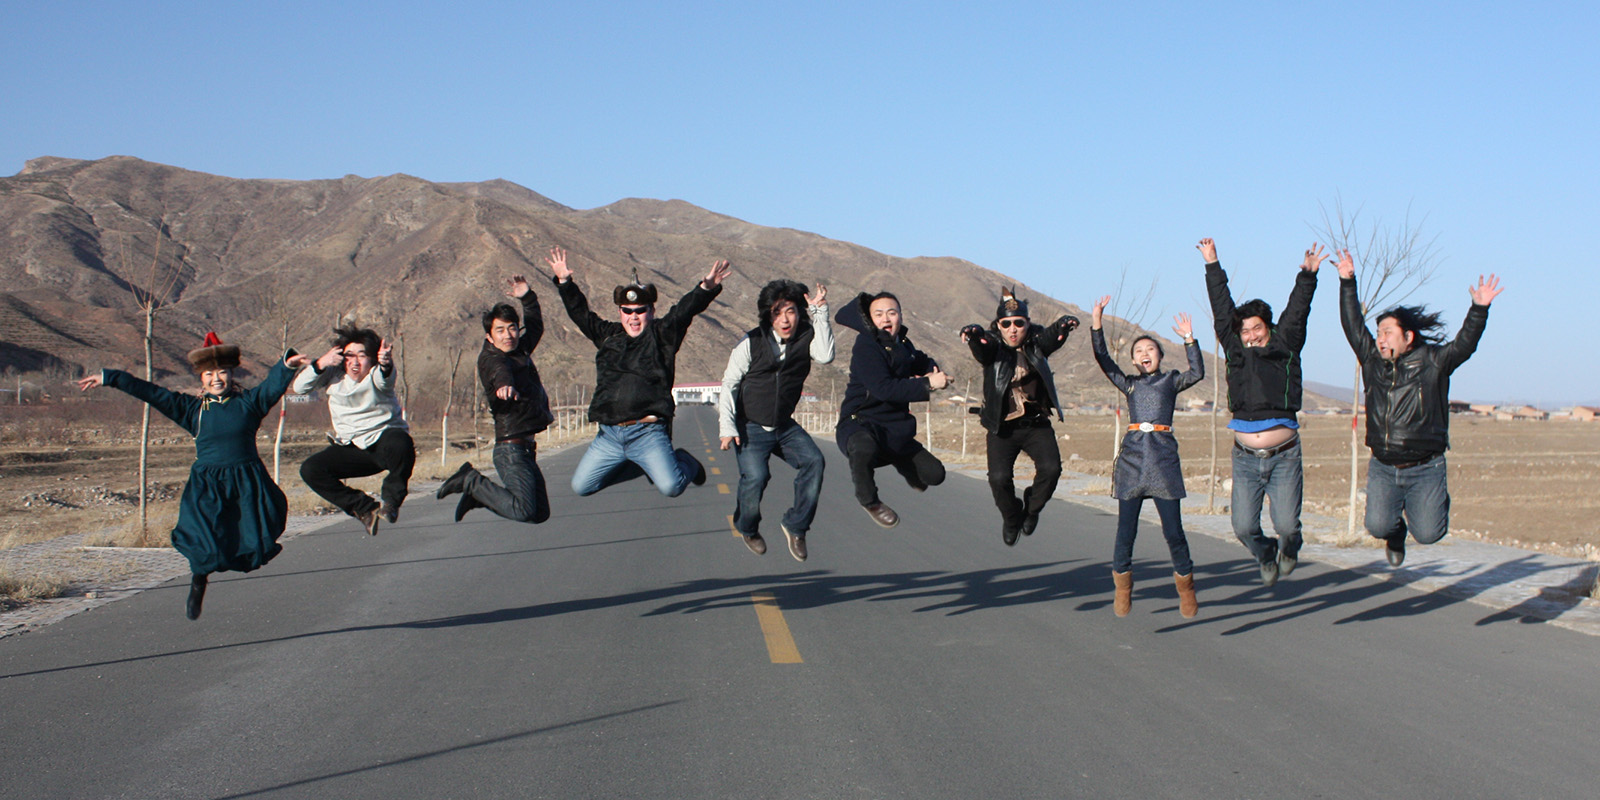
[437,462,475,499]
[186,574,208,621]
[454,492,484,522]
[677,448,707,486]
[1385,535,1406,567]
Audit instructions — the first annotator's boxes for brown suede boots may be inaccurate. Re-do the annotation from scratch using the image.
[1174,572,1198,618]
[1112,571,1133,617]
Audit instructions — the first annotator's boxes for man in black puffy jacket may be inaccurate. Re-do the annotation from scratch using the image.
[552,247,727,498]
[1338,249,1502,567]
[961,286,1078,546]
[1202,237,1321,586]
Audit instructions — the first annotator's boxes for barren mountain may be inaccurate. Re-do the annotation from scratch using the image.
[1,155,1311,415]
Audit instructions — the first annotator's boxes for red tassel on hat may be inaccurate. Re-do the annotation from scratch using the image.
[201,331,222,347]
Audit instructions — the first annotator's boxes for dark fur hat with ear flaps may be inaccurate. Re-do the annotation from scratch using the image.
[187,332,241,373]
[994,285,1030,322]
[612,268,658,306]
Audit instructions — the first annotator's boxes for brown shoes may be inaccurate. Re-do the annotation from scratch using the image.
[1112,571,1133,617]
[1174,572,1198,618]
[782,523,807,562]
[742,532,768,555]
[862,502,899,528]
[357,507,381,536]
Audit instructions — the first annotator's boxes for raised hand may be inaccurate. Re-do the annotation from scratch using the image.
[702,259,732,289]
[1197,238,1218,263]
[1335,249,1355,279]
[805,282,828,308]
[546,246,573,283]
[1172,312,1194,342]
[506,274,532,298]
[1302,243,1327,273]
[377,339,393,367]
[76,374,103,392]
[286,353,313,369]
[1062,315,1081,333]
[1091,295,1111,329]
[1468,273,1503,306]
[315,347,345,371]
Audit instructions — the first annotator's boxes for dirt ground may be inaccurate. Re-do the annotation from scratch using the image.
[4,406,1598,561]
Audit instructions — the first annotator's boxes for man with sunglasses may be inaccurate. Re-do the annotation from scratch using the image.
[436,267,556,524]
[961,287,1079,546]
[551,247,729,498]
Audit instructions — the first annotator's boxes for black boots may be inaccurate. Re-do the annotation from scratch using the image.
[186,574,208,621]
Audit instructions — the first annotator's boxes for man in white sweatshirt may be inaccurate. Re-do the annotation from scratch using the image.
[292,324,415,535]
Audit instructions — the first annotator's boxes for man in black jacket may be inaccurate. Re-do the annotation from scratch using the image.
[554,247,727,497]
[1338,250,1502,567]
[836,291,950,528]
[436,268,556,524]
[718,280,834,561]
[960,287,1078,546]
[1202,237,1321,586]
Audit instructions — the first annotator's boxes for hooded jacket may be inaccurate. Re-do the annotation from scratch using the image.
[1340,276,1488,464]
[834,293,938,456]
[963,314,1076,433]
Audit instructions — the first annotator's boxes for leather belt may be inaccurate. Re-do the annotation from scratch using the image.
[1390,453,1439,469]
[614,415,661,428]
[1128,423,1172,432]
[496,435,538,447]
[1234,436,1298,458]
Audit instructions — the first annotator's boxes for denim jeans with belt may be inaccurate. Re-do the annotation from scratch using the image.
[1230,439,1303,564]
[1364,455,1450,545]
[570,422,696,498]
[733,419,824,537]
[465,440,550,523]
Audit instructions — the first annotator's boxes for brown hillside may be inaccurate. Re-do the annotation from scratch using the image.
[0,155,1260,412]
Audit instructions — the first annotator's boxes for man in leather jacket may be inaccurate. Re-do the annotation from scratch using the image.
[1202,237,1321,586]
[1338,249,1502,567]
[960,287,1078,546]
[552,247,726,498]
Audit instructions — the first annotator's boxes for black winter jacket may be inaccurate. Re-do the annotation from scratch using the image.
[478,292,554,440]
[556,276,721,425]
[1340,276,1489,463]
[1206,261,1316,421]
[834,293,937,457]
[962,315,1077,433]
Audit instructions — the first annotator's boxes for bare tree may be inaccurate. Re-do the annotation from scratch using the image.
[122,224,185,546]
[1314,197,1444,544]
[1096,268,1161,475]
[441,345,466,467]
[259,273,298,482]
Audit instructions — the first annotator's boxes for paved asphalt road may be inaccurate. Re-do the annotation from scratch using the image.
[2,406,1597,799]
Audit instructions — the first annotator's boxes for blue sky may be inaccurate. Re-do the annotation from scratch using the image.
[4,1,1595,403]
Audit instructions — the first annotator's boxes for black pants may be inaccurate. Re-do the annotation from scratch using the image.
[986,422,1062,526]
[299,428,416,517]
[845,431,945,506]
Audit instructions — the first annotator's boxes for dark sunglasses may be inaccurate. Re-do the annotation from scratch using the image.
[619,305,653,316]
[997,318,1028,329]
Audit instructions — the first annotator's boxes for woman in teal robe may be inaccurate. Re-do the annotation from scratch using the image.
[79,335,310,619]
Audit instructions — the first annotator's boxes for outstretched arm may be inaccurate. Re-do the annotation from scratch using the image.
[90,369,201,434]
[553,273,619,345]
[510,272,545,354]
[1201,238,1239,347]
[1336,251,1377,363]
[1090,326,1132,395]
[961,323,999,362]
[1277,244,1324,351]
[806,284,835,364]
[1439,274,1501,372]
[1036,314,1080,357]
[1174,313,1205,391]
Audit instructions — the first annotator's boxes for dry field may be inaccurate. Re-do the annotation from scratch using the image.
[3,402,1598,560]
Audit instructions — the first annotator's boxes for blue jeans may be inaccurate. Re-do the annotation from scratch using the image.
[1113,497,1193,575]
[1231,439,1304,564]
[570,422,697,498]
[1364,455,1450,545]
[733,419,824,537]
[465,441,550,523]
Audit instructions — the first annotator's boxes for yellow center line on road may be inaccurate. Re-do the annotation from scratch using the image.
[717,483,730,494]
[750,592,803,664]
[707,455,716,461]
[710,467,721,475]
[727,514,739,537]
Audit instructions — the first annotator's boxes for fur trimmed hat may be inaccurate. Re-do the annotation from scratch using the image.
[612,269,658,306]
[994,286,1029,322]
[187,332,241,373]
